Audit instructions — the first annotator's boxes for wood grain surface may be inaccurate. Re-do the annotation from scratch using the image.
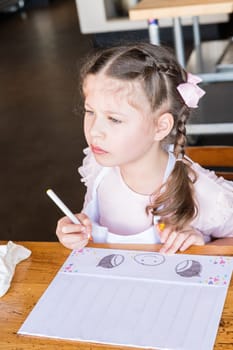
[129,0,233,20]
[0,241,232,350]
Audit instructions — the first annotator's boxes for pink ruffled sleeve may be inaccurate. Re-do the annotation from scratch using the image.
[191,162,233,240]
[78,148,102,209]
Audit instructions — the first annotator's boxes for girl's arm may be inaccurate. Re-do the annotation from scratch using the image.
[208,237,233,246]
[189,164,233,245]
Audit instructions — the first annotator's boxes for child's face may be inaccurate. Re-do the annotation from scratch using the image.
[83,73,159,169]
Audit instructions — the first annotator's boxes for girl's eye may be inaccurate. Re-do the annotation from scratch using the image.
[108,116,122,124]
[84,109,94,116]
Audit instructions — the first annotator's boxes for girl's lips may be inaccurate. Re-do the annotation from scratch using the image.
[91,145,108,155]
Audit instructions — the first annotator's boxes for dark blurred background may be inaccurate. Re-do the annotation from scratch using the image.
[0,0,232,242]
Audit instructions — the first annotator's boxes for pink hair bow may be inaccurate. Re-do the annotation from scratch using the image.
[177,72,206,108]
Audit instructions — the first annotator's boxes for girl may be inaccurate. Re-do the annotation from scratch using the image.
[56,43,233,253]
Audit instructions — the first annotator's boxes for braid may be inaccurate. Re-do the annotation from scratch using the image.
[145,69,198,229]
[148,161,197,230]
[173,106,188,159]
[155,63,179,77]
[142,57,184,111]
[148,105,198,229]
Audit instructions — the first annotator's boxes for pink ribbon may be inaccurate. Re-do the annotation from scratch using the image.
[177,73,206,108]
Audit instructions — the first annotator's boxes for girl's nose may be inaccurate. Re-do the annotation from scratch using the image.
[89,116,105,137]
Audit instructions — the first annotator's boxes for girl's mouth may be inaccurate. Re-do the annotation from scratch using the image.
[91,145,108,155]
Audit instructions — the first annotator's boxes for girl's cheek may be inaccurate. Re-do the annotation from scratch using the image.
[83,120,90,139]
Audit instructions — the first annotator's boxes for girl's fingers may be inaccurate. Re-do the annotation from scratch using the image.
[159,230,178,253]
[55,212,93,250]
[157,226,170,243]
[61,232,88,243]
[76,213,93,238]
[57,215,73,227]
[56,213,93,249]
[57,214,92,235]
[163,232,191,254]
[61,237,89,251]
[61,224,85,234]
[70,239,89,250]
[76,212,90,221]
[59,229,89,250]
[160,227,205,254]
[179,233,204,252]
[179,235,196,252]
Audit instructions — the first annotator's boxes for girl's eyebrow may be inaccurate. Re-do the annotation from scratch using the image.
[84,103,93,109]
[84,103,128,118]
[104,109,129,118]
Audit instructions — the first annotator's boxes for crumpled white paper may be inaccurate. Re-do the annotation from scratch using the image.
[0,241,31,297]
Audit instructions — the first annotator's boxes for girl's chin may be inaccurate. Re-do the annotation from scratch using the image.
[93,154,116,167]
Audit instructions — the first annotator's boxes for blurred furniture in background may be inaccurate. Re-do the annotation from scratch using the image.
[0,0,52,11]
[129,0,233,83]
[75,0,230,35]
[186,146,233,180]
[129,0,233,139]
[0,0,25,11]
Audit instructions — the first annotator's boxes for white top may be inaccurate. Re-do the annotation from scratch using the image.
[79,147,233,244]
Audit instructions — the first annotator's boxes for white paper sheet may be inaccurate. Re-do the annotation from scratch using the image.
[18,248,233,350]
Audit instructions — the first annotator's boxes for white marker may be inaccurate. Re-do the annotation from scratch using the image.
[46,189,81,224]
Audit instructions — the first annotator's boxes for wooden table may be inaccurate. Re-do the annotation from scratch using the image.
[0,241,232,350]
[129,0,233,21]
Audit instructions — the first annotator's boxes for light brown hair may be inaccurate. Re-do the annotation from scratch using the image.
[80,43,197,229]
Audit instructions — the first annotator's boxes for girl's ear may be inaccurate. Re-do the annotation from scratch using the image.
[154,112,174,141]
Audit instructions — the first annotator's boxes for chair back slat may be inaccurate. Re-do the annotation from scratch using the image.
[186,146,233,180]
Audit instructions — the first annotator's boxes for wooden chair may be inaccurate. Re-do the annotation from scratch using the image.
[186,146,233,181]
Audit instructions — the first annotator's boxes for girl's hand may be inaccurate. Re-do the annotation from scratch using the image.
[157,224,205,254]
[56,213,92,250]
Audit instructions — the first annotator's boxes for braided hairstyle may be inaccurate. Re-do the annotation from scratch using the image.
[80,43,197,230]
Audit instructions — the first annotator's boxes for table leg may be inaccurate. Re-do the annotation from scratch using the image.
[192,16,201,47]
[173,17,185,67]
